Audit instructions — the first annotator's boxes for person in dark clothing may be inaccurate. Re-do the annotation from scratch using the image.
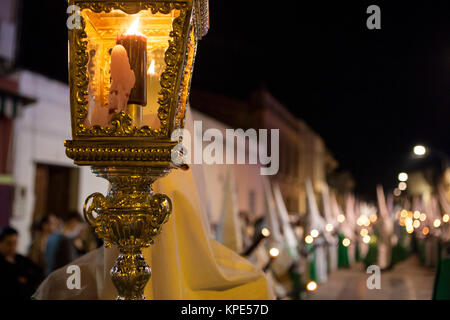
[0,227,43,300]
[45,211,83,275]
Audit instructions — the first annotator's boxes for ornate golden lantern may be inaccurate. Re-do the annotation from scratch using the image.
[65,0,209,300]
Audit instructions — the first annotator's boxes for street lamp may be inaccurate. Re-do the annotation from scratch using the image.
[65,0,209,300]
[413,145,427,156]
[398,172,408,182]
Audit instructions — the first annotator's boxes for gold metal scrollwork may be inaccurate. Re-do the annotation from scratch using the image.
[83,192,106,226]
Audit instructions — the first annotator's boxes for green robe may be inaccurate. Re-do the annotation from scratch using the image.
[338,233,349,268]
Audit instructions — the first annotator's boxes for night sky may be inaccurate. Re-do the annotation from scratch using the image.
[17,0,450,198]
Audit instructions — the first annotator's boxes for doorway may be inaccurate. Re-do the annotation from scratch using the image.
[33,163,79,223]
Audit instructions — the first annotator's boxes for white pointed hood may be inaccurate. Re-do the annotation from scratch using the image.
[273,183,299,259]
[305,179,327,233]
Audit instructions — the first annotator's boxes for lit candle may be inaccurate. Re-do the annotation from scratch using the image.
[144,60,161,129]
[117,17,147,106]
[116,17,147,127]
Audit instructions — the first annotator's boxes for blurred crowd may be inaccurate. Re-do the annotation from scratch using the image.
[0,212,101,300]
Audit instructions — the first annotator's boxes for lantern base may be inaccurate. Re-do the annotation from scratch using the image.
[83,166,172,300]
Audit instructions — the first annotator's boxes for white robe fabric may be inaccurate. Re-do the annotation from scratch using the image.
[376,185,393,269]
[305,179,328,284]
[322,184,338,273]
[262,177,293,278]
[344,194,357,265]
[216,170,243,254]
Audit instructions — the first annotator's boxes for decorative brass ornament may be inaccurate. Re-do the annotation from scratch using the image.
[66,0,209,300]
[83,167,171,300]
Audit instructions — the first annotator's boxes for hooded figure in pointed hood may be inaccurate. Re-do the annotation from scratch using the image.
[216,170,243,254]
[433,184,450,300]
[305,179,328,284]
[321,183,339,273]
[376,185,393,270]
[261,176,289,298]
[330,192,350,268]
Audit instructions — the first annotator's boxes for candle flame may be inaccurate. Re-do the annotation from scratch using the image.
[147,60,156,75]
[125,17,142,35]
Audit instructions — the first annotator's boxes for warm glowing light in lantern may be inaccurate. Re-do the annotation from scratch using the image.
[269,247,280,258]
[337,214,346,223]
[125,17,143,36]
[398,182,407,191]
[413,220,420,229]
[147,60,156,75]
[306,281,318,292]
[325,224,334,232]
[360,228,369,237]
[369,214,378,223]
[394,188,401,197]
[443,214,449,223]
[422,227,429,235]
[305,235,314,244]
[310,229,319,238]
[419,213,427,222]
[342,238,351,247]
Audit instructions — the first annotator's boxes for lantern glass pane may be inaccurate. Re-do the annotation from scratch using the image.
[80,8,180,130]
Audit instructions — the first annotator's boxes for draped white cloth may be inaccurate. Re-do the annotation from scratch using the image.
[216,170,243,253]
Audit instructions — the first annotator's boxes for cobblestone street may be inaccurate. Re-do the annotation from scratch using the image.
[307,256,436,300]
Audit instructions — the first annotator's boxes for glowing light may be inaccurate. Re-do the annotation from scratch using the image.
[363,235,371,244]
[369,214,378,223]
[419,213,427,222]
[125,17,143,36]
[357,215,370,227]
[360,228,369,237]
[400,210,408,218]
[147,60,156,75]
[310,229,319,238]
[306,281,318,292]
[405,217,414,234]
[413,220,420,229]
[305,235,314,244]
[342,238,351,247]
[398,182,407,191]
[414,145,426,156]
[394,188,401,197]
[269,247,280,258]
[443,214,449,223]
[337,214,346,223]
[398,172,409,182]
[413,211,421,219]
[422,227,430,235]
[325,224,334,232]
[261,227,271,238]
[433,219,441,228]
